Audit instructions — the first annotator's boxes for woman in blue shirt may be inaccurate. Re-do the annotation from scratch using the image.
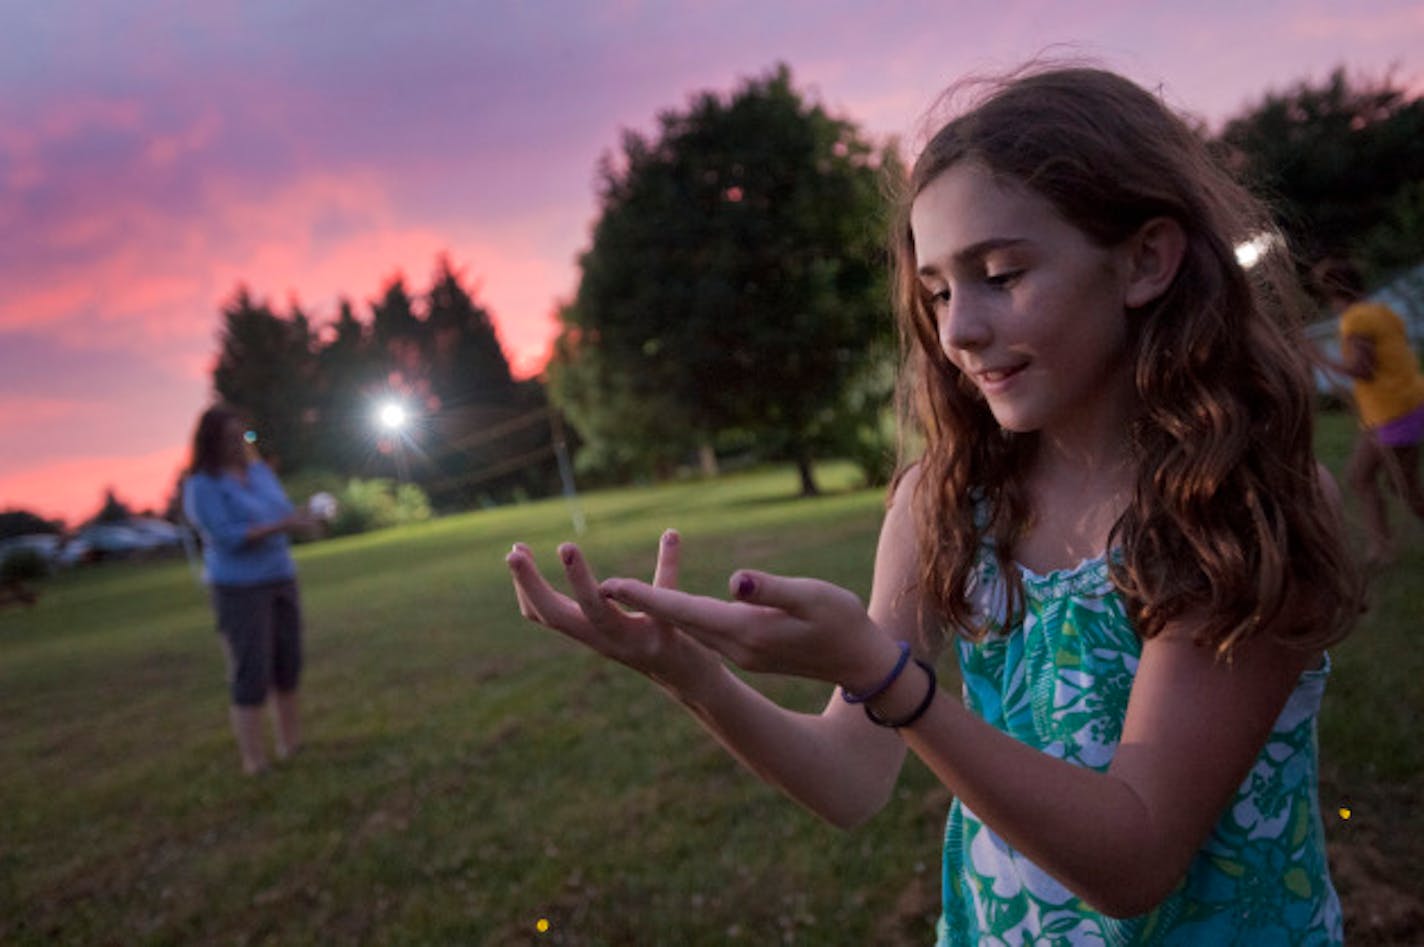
[183,405,317,775]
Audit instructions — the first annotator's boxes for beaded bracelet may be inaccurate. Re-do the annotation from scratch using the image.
[864,659,937,729]
[841,641,912,704]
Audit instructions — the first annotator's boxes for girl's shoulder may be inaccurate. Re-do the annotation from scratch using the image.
[245,460,278,483]
[184,469,221,492]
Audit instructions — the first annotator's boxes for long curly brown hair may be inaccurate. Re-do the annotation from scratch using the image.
[890,65,1362,654]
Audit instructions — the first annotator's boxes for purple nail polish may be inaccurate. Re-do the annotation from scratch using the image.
[736,575,755,599]
[561,548,575,565]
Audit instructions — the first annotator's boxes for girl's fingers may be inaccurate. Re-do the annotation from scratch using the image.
[511,569,540,622]
[652,529,681,589]
[507,547,590,632]
[508,544,541,619]
[559,543,620,626]
[602,578,751,634]
[729,570,857,617]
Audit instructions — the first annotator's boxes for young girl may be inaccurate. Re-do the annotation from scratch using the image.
[507,66,1361,944]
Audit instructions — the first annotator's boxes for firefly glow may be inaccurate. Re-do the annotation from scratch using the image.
[536,918,550,933]
[1338,807,1352,821]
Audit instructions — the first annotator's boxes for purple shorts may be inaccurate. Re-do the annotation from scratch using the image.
[1375,402,1424,448]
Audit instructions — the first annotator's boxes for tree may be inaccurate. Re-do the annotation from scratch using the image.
[421,256,550,506]
[207,258,560,509]
[0,509,63,541]
[427,254,516,410]
[1215,67,1424,279]
[554,63,896,494]
[548,312,698,482]
[311,297,382,474]
[90,489,134,524]
[213,287,318,472]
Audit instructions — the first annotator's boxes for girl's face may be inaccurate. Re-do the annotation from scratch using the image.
[220,418,250,467]
[911,161,1136,446]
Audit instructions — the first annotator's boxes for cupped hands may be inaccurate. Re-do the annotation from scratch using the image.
[506,529,722,691]
[600,566,902,696]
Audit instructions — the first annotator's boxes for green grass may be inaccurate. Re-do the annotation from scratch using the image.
[1,446,1419,946]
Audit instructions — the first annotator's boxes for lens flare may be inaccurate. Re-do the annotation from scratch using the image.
[377,402,408,431]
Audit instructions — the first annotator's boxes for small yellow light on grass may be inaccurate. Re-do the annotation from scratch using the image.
[536,918,551,934]
[1337,807,1352,821]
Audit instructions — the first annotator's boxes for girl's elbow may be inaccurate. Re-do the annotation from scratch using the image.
[825,800,879,832]
[1087,891,1163,921]
[815,775,896,831]
[825,803,877,831]
[1081,869,1184,920]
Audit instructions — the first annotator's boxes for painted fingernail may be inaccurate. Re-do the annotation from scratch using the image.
[663,530,679,546]
[560,547,575,565]
[735,574,755,599]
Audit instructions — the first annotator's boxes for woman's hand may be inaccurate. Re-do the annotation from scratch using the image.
[600,569,904,695]
[506,530,722,691]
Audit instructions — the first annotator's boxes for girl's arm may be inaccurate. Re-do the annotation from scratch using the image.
[1340,334,1378,380]
[183,476,252,552]
[184,470,313,548]
[240,511,317,544]
[890,626,1313,916]
[507,489,933,829]
[602,478,1322,917]
[241,464,314,543]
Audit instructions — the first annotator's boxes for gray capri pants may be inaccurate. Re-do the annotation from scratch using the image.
[211,579,303,706]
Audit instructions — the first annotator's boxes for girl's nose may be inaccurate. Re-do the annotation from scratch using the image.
[939,295,992,355]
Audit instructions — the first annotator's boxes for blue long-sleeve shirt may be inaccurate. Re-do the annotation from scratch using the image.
[183,461,297,587]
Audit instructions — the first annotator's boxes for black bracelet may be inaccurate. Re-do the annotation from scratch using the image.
[863,658,937,729]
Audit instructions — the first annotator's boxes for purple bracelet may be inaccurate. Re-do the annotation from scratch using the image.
[841,641,912,704]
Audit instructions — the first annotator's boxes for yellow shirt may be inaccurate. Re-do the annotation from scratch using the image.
[1340,301,1424,428]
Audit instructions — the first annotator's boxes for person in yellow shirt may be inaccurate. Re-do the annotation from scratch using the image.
[1317,259,1424,565]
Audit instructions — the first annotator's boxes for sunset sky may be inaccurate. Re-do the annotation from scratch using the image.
[3,1,1421,525]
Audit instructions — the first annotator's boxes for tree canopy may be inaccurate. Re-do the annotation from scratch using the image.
[1215,67,1424,280]
[0,510,63,541]
[551,63,898,494]
[214,288,318,473]
[208,258,553,508]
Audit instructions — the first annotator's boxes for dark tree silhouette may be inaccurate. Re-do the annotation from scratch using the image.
[1215,67,1424,279]
[552,63,896,495]
[213,287,317,472]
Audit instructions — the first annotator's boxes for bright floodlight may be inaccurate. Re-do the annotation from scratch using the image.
[377,401,408,431]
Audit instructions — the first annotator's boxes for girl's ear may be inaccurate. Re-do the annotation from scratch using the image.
[1123,217,1187,309]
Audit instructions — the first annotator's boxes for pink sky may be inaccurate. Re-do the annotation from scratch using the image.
[2,0,1421,525]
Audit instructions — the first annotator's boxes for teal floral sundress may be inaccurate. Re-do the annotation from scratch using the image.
[936,547,1342,946]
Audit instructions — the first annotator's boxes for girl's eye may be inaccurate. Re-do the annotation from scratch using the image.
[928,288,951,306]
[986,270,1022,288]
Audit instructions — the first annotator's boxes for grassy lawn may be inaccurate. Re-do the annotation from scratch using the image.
[2,434,1420,945]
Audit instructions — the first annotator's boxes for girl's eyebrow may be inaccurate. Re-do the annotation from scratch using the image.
[918,237,1030,277]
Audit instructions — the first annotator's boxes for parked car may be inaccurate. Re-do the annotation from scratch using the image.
[55,517,187,565]
[0,533,62,563]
